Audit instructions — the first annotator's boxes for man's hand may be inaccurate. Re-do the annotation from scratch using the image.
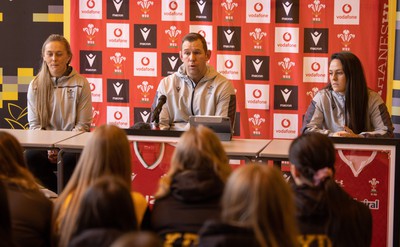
[47,149,59,164]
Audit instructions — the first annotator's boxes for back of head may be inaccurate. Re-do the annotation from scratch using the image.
[155,126,231,199]
[290,133,371,246]
[181,32,208,52]
[222,165,298,247]
[171,126,230,181]
[0,180,14,246]
[73,175,137,236]
[111,232,162,247]
[0,131,37,190]
[289,132,335,182]
[71,124,132,188]
[55,124,133,247]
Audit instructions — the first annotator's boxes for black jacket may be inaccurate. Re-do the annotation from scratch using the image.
[68,228,125,247]
[151,170,224,246]
[198,220,259,247]
[293,182,372,247]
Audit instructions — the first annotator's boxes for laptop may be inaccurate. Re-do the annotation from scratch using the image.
[189,115,232,141]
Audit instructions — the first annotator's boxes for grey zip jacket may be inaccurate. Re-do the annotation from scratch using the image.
[302,88,394,137]
[27,68,92,132]
[153,64,236,130]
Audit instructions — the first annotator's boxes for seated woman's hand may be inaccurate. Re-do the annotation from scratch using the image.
[333,126,360,137]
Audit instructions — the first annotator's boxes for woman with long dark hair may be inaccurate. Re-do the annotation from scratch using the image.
[289,132,372,247]
[302,52,394,137]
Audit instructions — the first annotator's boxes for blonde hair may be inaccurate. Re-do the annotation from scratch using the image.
[33,34,72,129]
[53,124,132,247]
[0,131,38,190]
[155,126,231,198]
[222,165,298,247]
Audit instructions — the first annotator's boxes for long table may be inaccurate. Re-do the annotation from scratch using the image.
[54,132,271,193]
[0,128,84,148]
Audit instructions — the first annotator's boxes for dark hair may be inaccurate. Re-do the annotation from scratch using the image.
[0,131,38,190]
[181,33,208,53]
[327,52,368,134]
[289,132,371,246]
[0,181,15,247]
[289,132,336,180]
[71,176,138,238]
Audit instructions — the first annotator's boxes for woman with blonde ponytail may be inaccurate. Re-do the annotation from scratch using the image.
[25,34,92,192]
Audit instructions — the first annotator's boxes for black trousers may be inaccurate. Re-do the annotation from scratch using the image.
[25,149,79,193]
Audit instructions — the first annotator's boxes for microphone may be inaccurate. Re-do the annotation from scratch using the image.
[151,95,167,123]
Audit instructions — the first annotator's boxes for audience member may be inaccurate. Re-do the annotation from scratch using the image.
[53,124,149,247]
[198,165,299,247]
[68,176,137,247]
[111,231,162,247]
[302,52,394,137]
[151,125,232,246]
[26,34,93,192]
[0,131,52,247]
[289,132,372,247]
[152,32,236,130]
[0,181,16,247]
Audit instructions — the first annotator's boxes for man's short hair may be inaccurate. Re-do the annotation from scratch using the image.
[181,33,208,53]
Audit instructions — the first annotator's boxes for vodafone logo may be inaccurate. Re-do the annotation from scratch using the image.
[141,57,150,66]
[225,60,233,69]
[342,4,352,14]
[114,28,122,37]
[90,83,95,91]
[114,111,123,120]
[87,0,95,8]
[281,118,291,128]
[253,89,262,98]
[311,62,320,72]
[198,30,206,38]
[254,2,263,12]
[283,32,292,42]
[169,1,178,11]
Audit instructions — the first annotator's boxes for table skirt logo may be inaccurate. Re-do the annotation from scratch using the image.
[133,142,165,170]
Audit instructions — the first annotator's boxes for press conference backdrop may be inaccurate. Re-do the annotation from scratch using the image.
[0,0,397,139]
[67,0,393,139]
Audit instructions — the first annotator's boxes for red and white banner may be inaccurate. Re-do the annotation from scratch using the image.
[69,0,389,139]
